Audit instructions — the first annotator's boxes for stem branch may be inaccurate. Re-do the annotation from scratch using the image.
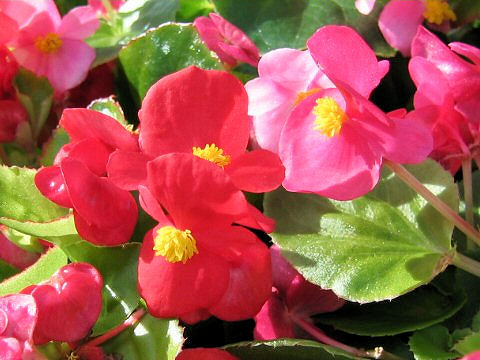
[453,253,480,278]
[462,159,476,249]
[384,160,480,247]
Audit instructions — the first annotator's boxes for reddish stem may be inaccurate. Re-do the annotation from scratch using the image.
[83,308,146,348]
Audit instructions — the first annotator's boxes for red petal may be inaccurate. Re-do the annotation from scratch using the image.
[35,166,73,208]
[177,348,238,360]
[106,150,150,191]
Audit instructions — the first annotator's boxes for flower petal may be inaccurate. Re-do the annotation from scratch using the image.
[57,6,99,40]
[106,150,149,190]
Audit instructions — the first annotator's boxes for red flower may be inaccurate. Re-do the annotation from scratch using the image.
[0,227,39,270]
[138,154,272,323]
[254,246,344,340]
[21,262,103,344]
[194,13,260,67]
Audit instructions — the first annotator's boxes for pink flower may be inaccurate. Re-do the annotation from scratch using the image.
[88,0,124,14]
[21,262,103,345]
[266,26,432,200]
[254,246,344,340]
[138,154,272,324]
[379,0,457,56]
[177,348,238,360]
[35,109,139,246]
[0,294,44,360]
[462,351,480,360]
[194,13,260,67]
[1,0,99,93]
[0,227,39,270]
[408,26,480,173]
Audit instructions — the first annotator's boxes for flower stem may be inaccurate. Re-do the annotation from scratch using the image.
[462,159,476,250]
[452,252,480,277]
[384,160,480,247]
[291,315,401,359]
[83,308,146,347]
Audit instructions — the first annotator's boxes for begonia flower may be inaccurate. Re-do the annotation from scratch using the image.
[273,25,432,200]
[0,293,45,359]
[35,109,139,245]
[138,154,271,324]
[177,348,238,360]
[88,0,124,15]
[254,246,344,340]
[379,0,457,56]
[408,26,480,173]
[0,227,39,270]
[245,48,334,153]
[462,351,480,360]
[355,0,376,15]
[1,0,99,93]
[194,13,260,67]
[21,262,103,344]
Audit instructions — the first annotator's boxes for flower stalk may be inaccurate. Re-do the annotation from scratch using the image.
[462,158,476,250]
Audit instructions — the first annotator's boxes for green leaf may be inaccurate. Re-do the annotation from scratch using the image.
[213,0,394,57]
[13,68,53,140]
[0,215,76,240]
[87,0,179,66]
[102,314,183,360]
[119,23,221,103]
[40,128,70,167]
[47,235,141,335]
[54,0,87,16]
[176,0,214,22]
[0,166,69,223]
[453,332,480,355]
[0,260,19,282]
[315,286,466,336]
[450,0,480,24]
[2,227,43,253]
[409,325,459,360]
[0,247,68,296]
[223,339,359,360]
[88,96,129,126]
[264,160,456,302]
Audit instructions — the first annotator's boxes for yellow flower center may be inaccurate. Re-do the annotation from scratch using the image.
[192,143,231,168]
[294,88,321,106]
[153,226,198,264]
[423,0,456,25]
[34,33,63,54]
[312,97,347,138]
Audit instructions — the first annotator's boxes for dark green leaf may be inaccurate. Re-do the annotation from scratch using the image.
[102,313,183,360]
[0,260,19,282]
[88,96,129,126]
[213,0,394,57]
[409,325,459,360]
[223,339,360,360]
[13,68,53,140]
[0,247,68,296]
[315,286,466,336]
[40,128,70,167]
[264,160,456,302]
[453,332,480,355]
[54,0,87,16]
[451,0,480,25]
[119,23,221,102]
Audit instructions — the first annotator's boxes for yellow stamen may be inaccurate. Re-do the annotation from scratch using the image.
[312,97,347,138]
[192,143,231,168]
[35,33,63,54]
[294,88,321,106]
[66,352,79,360]
[424,0,456,25]
[153,226,198,264]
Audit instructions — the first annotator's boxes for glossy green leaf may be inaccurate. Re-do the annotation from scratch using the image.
[13,68,53,139]
[40,128,70,167]
[176,0,214,22]
[453,332,480,355]
[0,247,68,296]
[0,166,69,223]
[47,235,141,335]
[0,215,76,240]
[119,23,221,102]
[213,0,394,57]
[264,160,456,302]
[315,286,466,336]
[88,96,129,126]
[409,325,459,360]
[102,314,183,360]
[223,339,359,360]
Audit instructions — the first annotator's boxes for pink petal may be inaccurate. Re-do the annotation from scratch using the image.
[138,229,230,319]
[378,0,424,57]
[245,78,293,117]
[21,263,103,344]
[0,1,37,29]
[34,166,73,208]
[58,6,99,40]
[61,158,138,246]
[253,293,295,340]
[12,12,55,48]
[194,16,236,65]
[449,42,480,65]
[46,39,96,93]
[307,25,389,98]
[0,337,22,359]
[139,66,250,159]
[0,13,17,45]
[279,92,382,200]
[226,149,285,193]
[218,42,258,67]
[0,294,37,341]
[106,150,149,190]
[0,230,39,270]
[60,108,139,152]
[355,0,376,15]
